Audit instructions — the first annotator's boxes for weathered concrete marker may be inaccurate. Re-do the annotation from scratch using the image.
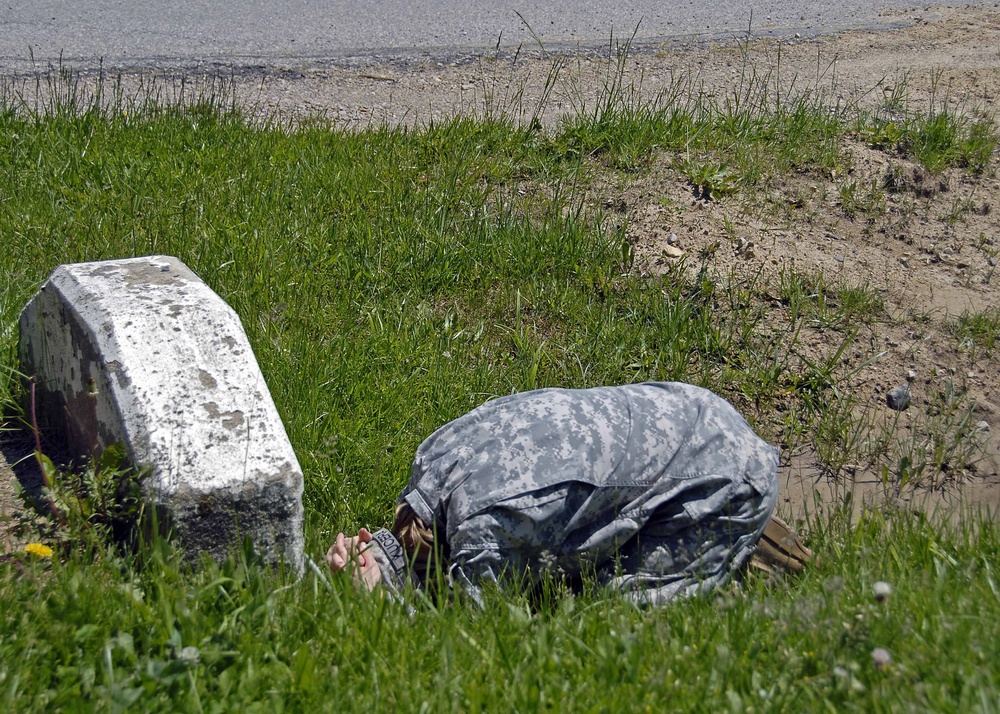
[19,255,305,572]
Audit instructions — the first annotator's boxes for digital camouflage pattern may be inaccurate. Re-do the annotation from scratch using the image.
[369,382,778,606]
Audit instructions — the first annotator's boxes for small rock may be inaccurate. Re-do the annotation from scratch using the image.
[873,581,892,602]
[886,384,911,411]
[668,232,679,245]
[975,420,990,434]
[906,369,917,382]
[662,245,685,259]
[734,236,754,257]
[989,257,997,267]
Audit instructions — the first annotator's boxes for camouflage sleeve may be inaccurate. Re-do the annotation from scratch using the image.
[365,529,418,595]
[365,526,497,608]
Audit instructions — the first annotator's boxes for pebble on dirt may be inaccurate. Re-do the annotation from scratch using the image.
[886,384,911,411]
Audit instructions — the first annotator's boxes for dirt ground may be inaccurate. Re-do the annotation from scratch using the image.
[4,5,1000,548]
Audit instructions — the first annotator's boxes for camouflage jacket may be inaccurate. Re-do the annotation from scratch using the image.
[367,382,778,605]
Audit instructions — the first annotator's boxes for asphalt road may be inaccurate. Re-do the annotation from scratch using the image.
[0,0,993,72]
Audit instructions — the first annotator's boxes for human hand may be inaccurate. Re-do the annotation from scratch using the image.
[326,528,382,591]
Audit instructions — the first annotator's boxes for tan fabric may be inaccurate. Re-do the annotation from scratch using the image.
[750,515,814,574]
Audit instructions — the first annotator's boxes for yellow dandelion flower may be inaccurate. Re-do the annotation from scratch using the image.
[24,542,54,559]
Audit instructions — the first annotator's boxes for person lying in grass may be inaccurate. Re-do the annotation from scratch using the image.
[327,382,812,605]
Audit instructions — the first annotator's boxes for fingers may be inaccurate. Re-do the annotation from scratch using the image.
[359,556,382,591]
[356,528,374,566]
[325,529,383,591]
[326,532,351,571]
[324,534,338,567]
[326,529,376,573]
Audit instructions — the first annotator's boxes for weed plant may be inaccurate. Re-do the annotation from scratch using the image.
[858,78,997,175]
[954,307,1000,355]
[1,63,998,710]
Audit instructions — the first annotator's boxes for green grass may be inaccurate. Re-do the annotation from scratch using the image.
[859,96,996,175]
[556,46,996,195]
[555,57,846,186]
[3,509,999,711]
[2,66,999,710]
[953,308,1000,354]
[777,269,885,332]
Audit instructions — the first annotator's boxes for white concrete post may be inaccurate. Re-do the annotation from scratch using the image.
[19,255,305,573]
